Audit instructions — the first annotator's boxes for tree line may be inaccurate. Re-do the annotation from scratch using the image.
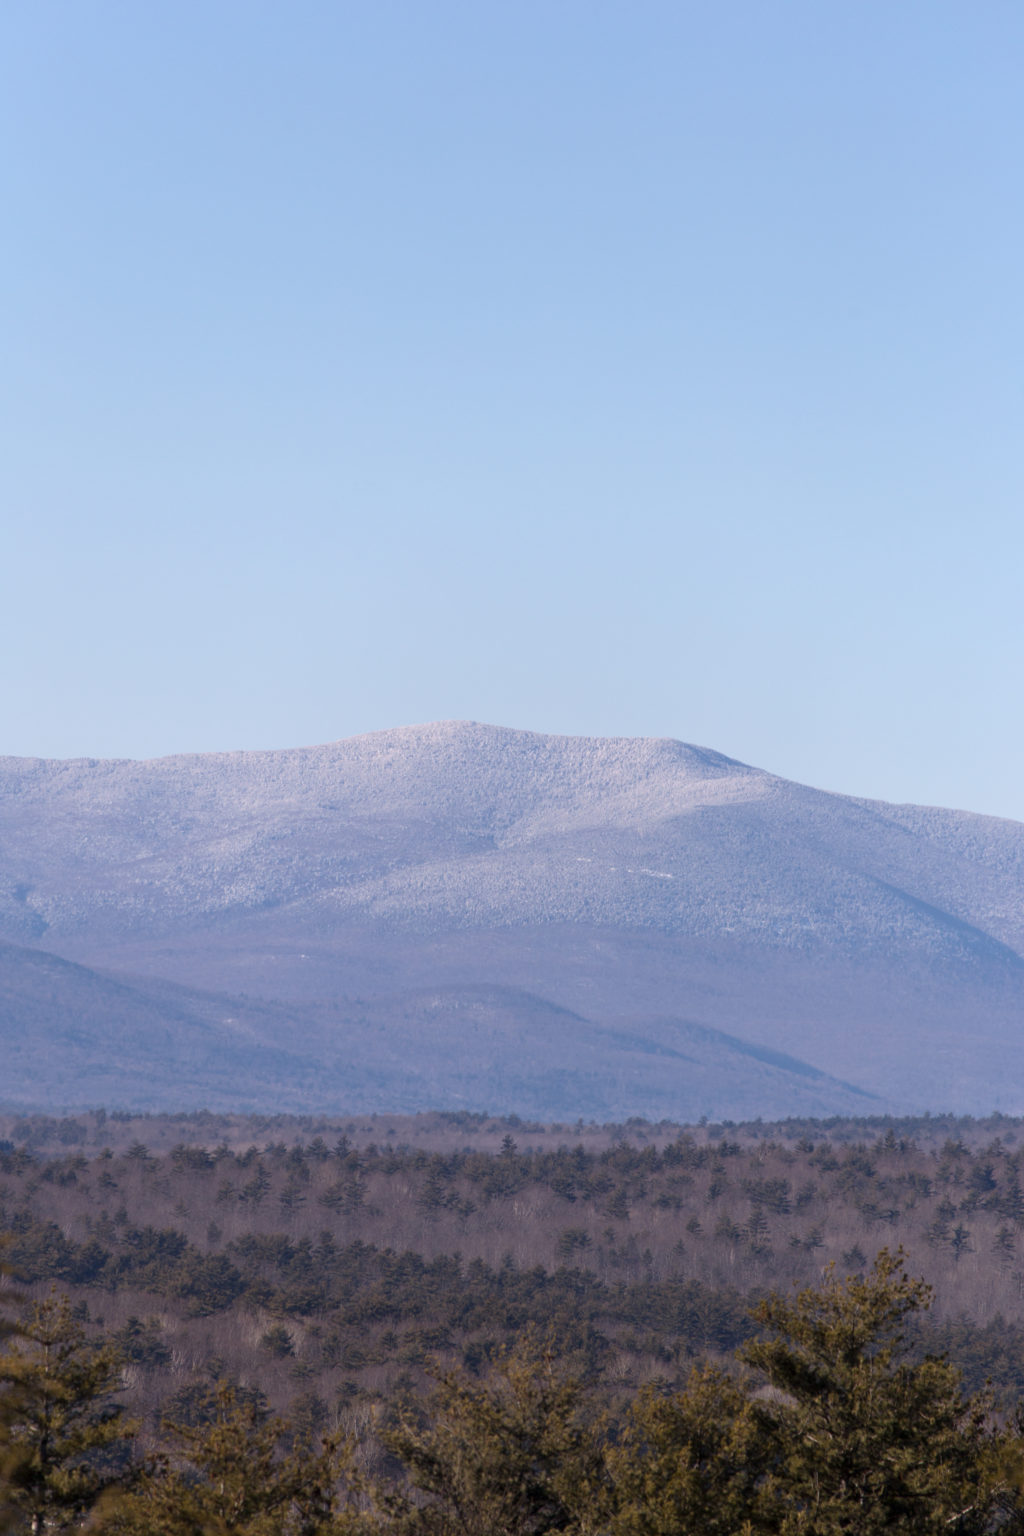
[5,1251,1024,1534]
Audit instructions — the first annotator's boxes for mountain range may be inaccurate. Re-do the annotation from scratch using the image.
[1,721,1022,1120]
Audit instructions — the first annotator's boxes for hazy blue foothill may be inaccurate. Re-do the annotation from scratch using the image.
[1,721,1022,1120]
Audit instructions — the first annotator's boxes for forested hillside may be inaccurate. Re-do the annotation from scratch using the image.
[4,1110,1024,1432]
[3,1248,1024,1533]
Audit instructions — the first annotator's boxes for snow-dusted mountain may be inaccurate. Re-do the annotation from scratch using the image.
[1,721,1022,1118]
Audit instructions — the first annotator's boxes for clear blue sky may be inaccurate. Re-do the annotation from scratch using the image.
[3,3,1022,819]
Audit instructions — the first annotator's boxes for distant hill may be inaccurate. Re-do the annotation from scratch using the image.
[1,721,1022,1117]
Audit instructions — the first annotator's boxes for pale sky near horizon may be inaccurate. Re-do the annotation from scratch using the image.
[3,3,1023,820]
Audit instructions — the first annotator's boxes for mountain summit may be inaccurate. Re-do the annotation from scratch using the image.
[2,722,1022,1119]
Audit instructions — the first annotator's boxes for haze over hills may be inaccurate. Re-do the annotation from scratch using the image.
[1,721,1022,1119]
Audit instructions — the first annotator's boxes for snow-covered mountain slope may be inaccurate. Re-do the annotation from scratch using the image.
[1,722,1022,1117]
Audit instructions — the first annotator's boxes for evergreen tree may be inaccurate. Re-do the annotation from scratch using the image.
[382,1339,605,1536]
[742,1248,993,1536]
[106,1380,363,1536]
[0,1290,135,1534]
[607,1363,775,1536]
[0,1270,26,1536]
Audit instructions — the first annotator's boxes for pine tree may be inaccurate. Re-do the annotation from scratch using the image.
[0,1290,135,1534]
[106,1380,363,1536]
[0,1270,26,1536]
[742,1248,992,1536]
[606,1363,775,1536]
[382,1338,605,1536]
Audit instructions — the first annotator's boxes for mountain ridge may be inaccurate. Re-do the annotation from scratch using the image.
[2,721,1022,1119]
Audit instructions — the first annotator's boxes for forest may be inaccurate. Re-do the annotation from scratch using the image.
[5,1109,1024,1531]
